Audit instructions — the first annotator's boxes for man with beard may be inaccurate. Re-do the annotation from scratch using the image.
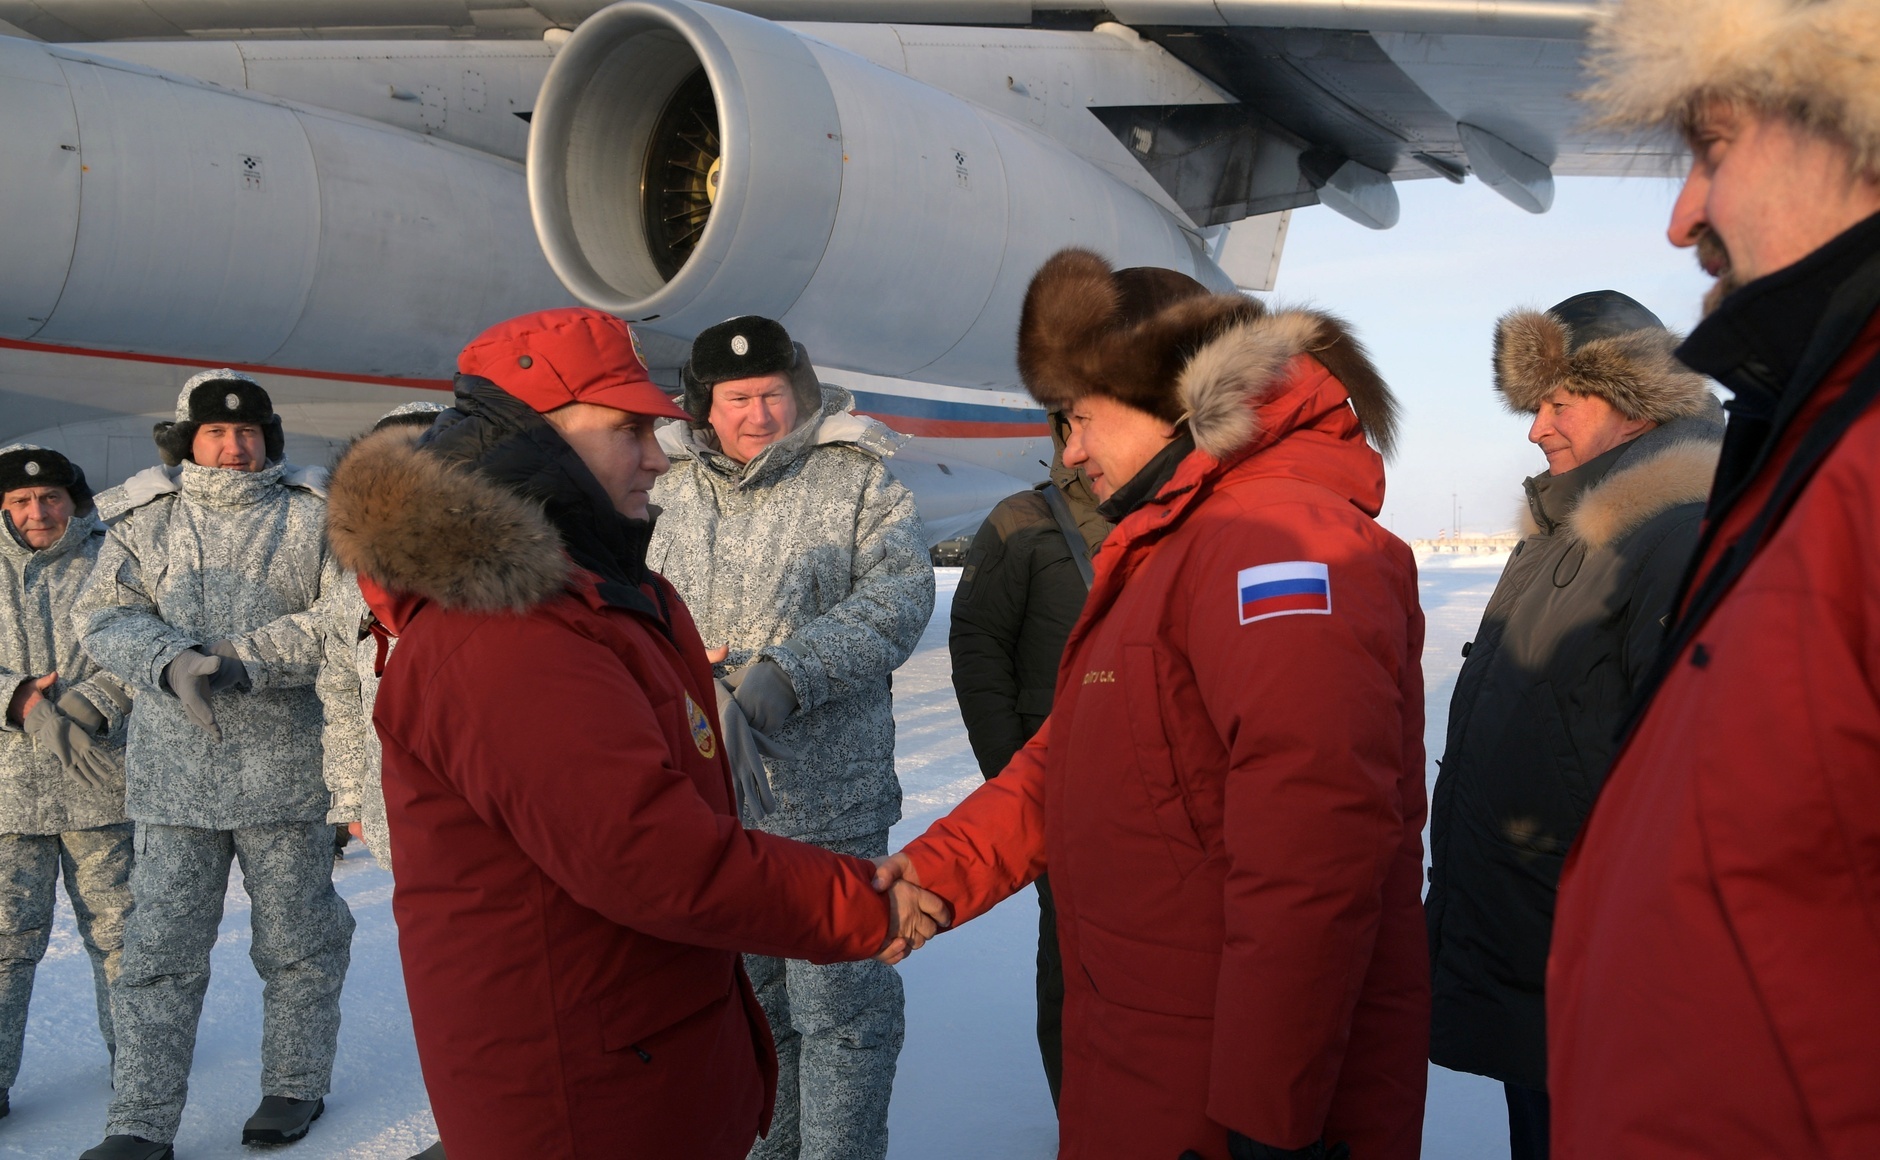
[1548,0,1880,1155]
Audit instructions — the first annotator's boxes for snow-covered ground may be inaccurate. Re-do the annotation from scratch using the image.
[3,555,1512,1159]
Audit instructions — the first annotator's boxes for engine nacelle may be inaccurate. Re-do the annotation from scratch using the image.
[528,0,1230,386]
[0,36,567,377]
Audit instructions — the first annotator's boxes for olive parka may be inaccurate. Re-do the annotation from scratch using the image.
[1427,398,1721,1089]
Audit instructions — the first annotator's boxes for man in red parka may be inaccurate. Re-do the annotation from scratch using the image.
[1547,1,1880,1156]
[879,250,1430,1160]
[323,308,947,1160]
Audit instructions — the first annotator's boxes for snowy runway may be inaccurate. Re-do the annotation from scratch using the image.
[4,556,1512,1159]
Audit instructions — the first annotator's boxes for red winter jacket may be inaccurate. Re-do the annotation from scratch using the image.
[326,401,891,1160]
[903,311,1429,1160]
[1549,225,1880,1158]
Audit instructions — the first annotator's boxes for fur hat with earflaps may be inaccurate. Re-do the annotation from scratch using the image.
[680,315,823,425]
[152,369,285,466]
[1495,290,1713,422]
[1584,0,1880,178]
[0,444,94,515]
[1017,248,1398,459]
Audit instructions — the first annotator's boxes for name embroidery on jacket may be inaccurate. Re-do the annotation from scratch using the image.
[685,692,718,759]
[1237,561,1332,624]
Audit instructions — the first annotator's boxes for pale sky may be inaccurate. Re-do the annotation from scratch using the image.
[1265,175,1714,541]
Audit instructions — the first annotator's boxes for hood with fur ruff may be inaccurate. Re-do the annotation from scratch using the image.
[325,425,570,615]
[1585,0,1880,178]
[1495,308,1713,422]
[1018,249,1397,459]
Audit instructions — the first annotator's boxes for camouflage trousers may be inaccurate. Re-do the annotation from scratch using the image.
[746,830,904,1160]
[106,821,355,1143]
[0,824,135,1090]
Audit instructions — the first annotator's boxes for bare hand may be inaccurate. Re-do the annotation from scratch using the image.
[872,854,951,964]
[704,644,729,665]
[348,822,365,841]
[6,672,56,727]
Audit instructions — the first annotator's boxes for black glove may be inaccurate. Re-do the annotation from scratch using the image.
[162,648,243,741]
[23,698,116,791]
[714,680,787,821]
[725,659,799,736]
[1181,1135,1350,1160]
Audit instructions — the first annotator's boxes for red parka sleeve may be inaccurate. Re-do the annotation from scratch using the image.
[1186,510,1423,1146]
[901,718,1051,922]
[403,610,891,964]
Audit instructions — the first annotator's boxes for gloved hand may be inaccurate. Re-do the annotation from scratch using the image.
[23,698,117,791]
[56,689,107,734]
[162,648,240,740]
[714,680,787,821]
[1179,1134,1350,1160]
[204,640,252,692]
[724,659,798,736]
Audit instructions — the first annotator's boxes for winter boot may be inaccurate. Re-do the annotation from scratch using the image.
[409,1144,447,1159]
[241,1095,324,1145]
[0,1088,8,1118]
[78,1137,174,1160]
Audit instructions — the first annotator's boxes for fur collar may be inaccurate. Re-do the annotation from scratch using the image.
[1178,308,1398,459]
[1495,309,1712,422]
[325,427,570,614]
[1567,436,1719,549]
[1586,0,1880,179]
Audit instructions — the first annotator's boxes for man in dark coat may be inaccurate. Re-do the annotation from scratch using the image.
[324,308,948,1160]
[1549,0,1880,1154]
[948,417,1111,1104]
[1424,291,1720,1159]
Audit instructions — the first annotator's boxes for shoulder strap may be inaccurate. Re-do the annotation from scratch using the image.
[1041,483,1095,591]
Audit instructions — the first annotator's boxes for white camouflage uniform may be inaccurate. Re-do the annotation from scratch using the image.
[0,456,134,1094]
[72,389,354,1145]
[649,384,934,1160]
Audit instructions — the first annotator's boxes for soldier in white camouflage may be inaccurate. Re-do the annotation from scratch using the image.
[0,445,135,1124]
[315,401,449,875]
[71,372,354,1160]
[649,316,934,1160]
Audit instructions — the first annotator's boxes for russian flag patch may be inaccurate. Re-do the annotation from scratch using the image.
[1237,561,1332,624]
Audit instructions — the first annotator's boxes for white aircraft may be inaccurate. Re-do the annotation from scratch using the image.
[0,0,1667,543]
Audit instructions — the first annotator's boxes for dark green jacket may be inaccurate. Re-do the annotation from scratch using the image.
[1427,406,1722,1088]
[949,448,1110,779]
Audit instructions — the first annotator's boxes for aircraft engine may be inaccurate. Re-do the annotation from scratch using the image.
[0,36,567,377]
[528,0,1229,385]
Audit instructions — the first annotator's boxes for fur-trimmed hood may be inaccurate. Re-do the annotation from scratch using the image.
[1584,0,1880,178]
[1495,308,1713,422]
[1019,249,1397,458]
[326,425,570,615]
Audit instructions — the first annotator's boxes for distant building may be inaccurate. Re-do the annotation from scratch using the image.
[1412,530,1522,556]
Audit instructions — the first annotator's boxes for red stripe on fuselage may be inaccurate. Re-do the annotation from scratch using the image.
[853,411,1049,439]
[0,337,454,390]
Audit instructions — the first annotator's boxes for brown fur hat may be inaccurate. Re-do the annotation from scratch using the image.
[1495,291,1712,422]
[1584,0,1880,178]
[1018,249,1398,457]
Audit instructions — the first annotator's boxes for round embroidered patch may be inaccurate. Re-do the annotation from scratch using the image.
[730,334,749,356]
[686,692,718,760]
[225,392,241,410]
[23,461,41,476]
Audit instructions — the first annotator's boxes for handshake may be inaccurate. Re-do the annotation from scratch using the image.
[870,852,950,966]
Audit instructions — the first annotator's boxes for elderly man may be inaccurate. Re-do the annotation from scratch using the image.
[73,372,351,1160]
[1424,292,1720,1160]
[0,446,133,1121]
[879,250,1429,1160]
[649,315,934,1160]
[323,308,945,1160]
[1549,0,1880,1155]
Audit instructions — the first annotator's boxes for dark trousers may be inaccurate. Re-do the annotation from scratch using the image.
[1035,873,1064,1107]
[1505,1082,1550,1160]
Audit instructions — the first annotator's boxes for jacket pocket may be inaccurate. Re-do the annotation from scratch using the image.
[1119,644,1206,878]
[1077,918,1219,1019]
[597,949,736,1055]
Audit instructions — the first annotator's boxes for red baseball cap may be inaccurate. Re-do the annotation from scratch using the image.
[458,308,689,421]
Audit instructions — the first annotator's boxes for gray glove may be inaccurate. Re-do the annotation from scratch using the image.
[162,648,241,740]
[714,680,787,821]
[23,698,116,791]
[56,688,107,734]
[725,659,799,736]
[205,640,252,692]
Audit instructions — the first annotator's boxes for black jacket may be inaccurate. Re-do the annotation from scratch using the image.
[949,443,1110,778]
[1426,407,1721,1088]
